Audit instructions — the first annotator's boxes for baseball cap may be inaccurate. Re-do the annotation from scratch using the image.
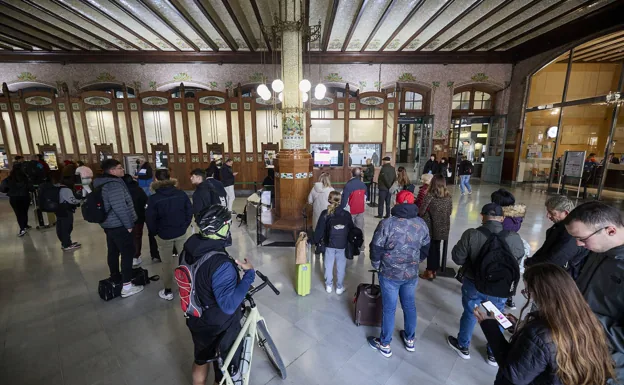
[382,156,391,161]
[396,190,414,204]
[481,203,503,217]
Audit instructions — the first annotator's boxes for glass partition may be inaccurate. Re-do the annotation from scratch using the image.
[310,119,344,142]
[2,112,17,154]
[349,143,381,166]
[526,52,569,108]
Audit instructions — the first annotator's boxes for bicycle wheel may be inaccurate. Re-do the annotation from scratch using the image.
[256,319,287,379]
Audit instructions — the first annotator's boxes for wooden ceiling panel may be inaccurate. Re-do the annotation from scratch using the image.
[492,0,616,51]
[403,0,482,51]
[0,16,77,50]
[364,0,422,51]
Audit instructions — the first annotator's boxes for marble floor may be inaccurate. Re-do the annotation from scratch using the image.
[0,180,555,385]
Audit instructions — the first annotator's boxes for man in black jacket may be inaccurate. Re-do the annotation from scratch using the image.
[190,168,227,218]
[146,169,192,301]
[122,174,160,265]
[565,201,624,382]
[220,159,237,214]
[525,195,588,279]
[375,156,396,219]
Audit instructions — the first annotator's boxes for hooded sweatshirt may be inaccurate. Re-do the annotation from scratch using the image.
[308,182,334,228]
[502,204,527,232]
[145,179,192,240]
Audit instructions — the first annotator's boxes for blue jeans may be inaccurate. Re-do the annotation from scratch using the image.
[379,275,418,346]
[457,278,505,353]
[459,175,472,194]
[324,247,346,288]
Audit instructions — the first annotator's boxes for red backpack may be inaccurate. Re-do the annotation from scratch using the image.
[174,250,229,318]
[348,189,366,215]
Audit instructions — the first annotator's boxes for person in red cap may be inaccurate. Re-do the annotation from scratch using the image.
[367,189,431,358]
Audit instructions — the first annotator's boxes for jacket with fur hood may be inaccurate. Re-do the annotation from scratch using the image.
[308,182,334,229]
[145,179,192,240]
[502,204,526,232]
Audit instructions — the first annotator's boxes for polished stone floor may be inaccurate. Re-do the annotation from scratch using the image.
[0,178,555,385]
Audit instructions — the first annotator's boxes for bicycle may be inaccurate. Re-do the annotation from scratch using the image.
[217,270,287,385]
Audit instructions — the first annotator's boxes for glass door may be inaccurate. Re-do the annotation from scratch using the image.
[413,116,433,175]
[482,115,507,184]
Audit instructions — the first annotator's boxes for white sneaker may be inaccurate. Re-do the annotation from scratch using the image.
[132,257,142,267]
[326,285,333,294]
[336,287,345,295]
[121,284,144,298]
[159,289,174,301]
[468,191,472,195]
[17,229,27,237]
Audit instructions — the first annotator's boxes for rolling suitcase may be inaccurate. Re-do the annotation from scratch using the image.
[353,270,383,326]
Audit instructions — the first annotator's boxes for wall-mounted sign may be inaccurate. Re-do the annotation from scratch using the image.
[142,96,168,106]
[84,96,111,106]
[25,96,53,106]
[199,96,225,105]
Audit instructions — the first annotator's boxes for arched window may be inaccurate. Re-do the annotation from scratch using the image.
[404,91,423,110]
[398,85,430,114]
[167,86,208,98]
[452,87,495,114]
[80,84,135,98]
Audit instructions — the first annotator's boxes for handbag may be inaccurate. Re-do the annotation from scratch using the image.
[447,169,452,178]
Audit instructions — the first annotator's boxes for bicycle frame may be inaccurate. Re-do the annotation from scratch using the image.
[218,305,263,385]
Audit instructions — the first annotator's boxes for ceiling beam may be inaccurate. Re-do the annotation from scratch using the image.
[23,0,126,50]
[192,0,238,51]
[581,47,624,62]
[0,23,58,51]
[109,0,180,51]
[574,41,624,61]
[137,0,203,51]
[435,0,508,51]
[249,0,272,51]
[608,55,624,62]
[221,0,255,51]
[341,0,368,51]
[418,0,485,51]
[0,41,14,51]
[453,0,539,51]
[50,0,144,51]
[321,0,340,51]
[166,0,220,51]
[0,1,96,50]
[509,1,624,62]
[0,34,37,51]
[572,36,624,59]
[0,14,77,50]
[399,0,455,51]
[485,1,591,51]
[0,50,513,64]
[380,0,426,51]
[360,0,395,52]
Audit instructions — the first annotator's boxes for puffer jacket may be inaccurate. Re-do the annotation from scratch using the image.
[451,220,525,281]
[308,182,334,229]
[93,174,137,230]
[419,194,452,241]
[502,204,526,232]
[145,179,192,240]
[525,221,588,279]
[481,314,560,385]
[370,203,431,281]
[576,245,624,382]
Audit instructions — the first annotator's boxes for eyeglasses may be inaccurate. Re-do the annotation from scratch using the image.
[575,226,608,243]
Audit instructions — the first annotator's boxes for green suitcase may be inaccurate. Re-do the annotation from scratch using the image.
[296,263,311,296]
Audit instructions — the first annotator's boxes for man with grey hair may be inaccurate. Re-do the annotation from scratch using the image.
[525,195,588,279]
[565,201,624,382]
[340,167,367,248]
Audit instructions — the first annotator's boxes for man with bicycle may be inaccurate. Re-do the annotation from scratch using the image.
[179,205,255,385]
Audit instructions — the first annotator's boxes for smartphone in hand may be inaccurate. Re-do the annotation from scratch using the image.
[481,300,514,329]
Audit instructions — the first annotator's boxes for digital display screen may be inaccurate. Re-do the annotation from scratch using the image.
[314,150,339,166]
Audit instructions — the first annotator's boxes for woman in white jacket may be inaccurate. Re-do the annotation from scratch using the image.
[308,173,334,229]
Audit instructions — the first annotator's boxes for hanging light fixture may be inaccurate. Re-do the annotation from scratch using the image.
[278,92,283,103]
[302,92,308,103]
[257,84,270,97]
[299,79,311,93]
[314,83,326,100]
[272,79,284,93]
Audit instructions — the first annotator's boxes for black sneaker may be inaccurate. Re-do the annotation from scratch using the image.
[374,215,383,219]
[25,225,32,230]
[152,257,162,263]
[505,298,516,310]
[486,350,498,367]
[447,336,470,359]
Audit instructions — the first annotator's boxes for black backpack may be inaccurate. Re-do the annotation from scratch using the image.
[38,182,61,212]
[82,181,114,223]
[472,227,520,298]
[23,160,46,185]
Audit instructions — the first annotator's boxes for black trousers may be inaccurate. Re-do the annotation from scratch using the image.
[9,196,30,230]
[132,222,161,259]
[365,182,372,202]
[378,190,391,217]
[56,213,74,248]
[426,240,442,271]
[105,227,135,284]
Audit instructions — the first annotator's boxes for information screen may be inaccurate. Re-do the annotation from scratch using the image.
[314,150,339,165]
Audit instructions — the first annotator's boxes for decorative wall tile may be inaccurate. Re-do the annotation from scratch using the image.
[243,103,251,110]
[187,103,194,110]
[246,156,254,162]
[191,155,199,162]
[12,103,20,111]
[72,103,80,111]
[338,103,344,110]
[179,156,186,163]
[280,173,293,179]
[388,102,395,109]
[447,81,455,88]
[203,155,208,162]
[57,103,65,111]
[308,172,314,178]
[173,72,191,81]
[325,73,343,82]
[116,102,123,110]
[174,103,181,110]
[0,103,6,111]
[349,103,356,110]
[258,155,263,162]
[230,103,238,110]
[233,156,241,162]
[130,103,138,111]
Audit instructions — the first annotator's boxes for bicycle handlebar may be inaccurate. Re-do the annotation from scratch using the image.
[256,270,280,296]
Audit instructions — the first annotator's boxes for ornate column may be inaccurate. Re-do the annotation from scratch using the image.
[273,0,314,224]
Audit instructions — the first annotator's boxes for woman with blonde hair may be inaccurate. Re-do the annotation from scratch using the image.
[396,166,415,193]
[475,263,615,385]
[419,174,452,280]
[312,190,354,295]
[308,172,334,229]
